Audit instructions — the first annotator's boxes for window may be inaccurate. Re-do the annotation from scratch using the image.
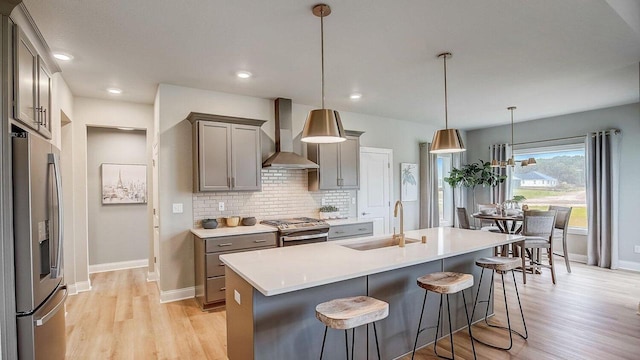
[511,144,587,233]
[437,155,454,226]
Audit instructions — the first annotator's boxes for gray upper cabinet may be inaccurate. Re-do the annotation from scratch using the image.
[13,26,53,139]
[36,56,52,139]
[189,112,266,192]
[14,27,37,131]
[308,130,363,191]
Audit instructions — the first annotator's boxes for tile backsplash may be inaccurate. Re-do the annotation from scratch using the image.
[193,169,355,227]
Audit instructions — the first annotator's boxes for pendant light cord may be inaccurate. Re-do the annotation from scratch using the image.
[510,108,514,148]
[320,7,325,109]
[443,54,448,129]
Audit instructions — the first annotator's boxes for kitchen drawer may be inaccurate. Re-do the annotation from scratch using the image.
[329,222,374,240]
[205,232,277,253]
[206,248,257,278]
[206,276,227,303]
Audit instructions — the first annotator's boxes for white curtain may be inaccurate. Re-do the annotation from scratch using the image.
[452,152,467,226]
[490,143,509,204]
[586,130,620,269]
[419,143,439,228]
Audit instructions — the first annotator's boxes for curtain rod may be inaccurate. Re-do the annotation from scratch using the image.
[490,129,620,148]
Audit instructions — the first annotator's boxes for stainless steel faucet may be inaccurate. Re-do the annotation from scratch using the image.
[393,200,405,247]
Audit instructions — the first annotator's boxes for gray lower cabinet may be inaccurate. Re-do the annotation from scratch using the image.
[189,112,267,192]
[308,130,363,191]
[328,222,373,240]
[194,232,277,310]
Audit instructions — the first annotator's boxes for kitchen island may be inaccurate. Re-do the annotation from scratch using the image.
[221,227,523,360]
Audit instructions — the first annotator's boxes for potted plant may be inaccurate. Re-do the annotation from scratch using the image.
[319,205,340,219]
[444,160,507,214]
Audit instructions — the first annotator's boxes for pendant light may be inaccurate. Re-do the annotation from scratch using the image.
[430,52,466,154]
[301,4,346,144]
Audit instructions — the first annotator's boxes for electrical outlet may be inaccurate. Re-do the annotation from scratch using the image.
[172,203,183,214]
[351,197,356,205]
[321,198,327,206]
[219,202,225,211]
[634,245,640,254]
[234,289,241,305]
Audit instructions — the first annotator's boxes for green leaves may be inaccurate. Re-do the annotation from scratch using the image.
[444,160,507,189]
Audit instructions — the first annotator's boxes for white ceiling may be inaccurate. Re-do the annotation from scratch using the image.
[23,0,640,129]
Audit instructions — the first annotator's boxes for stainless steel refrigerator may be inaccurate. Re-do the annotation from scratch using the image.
[12,127,66,360]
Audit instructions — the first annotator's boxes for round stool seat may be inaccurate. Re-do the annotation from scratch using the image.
[417,272,473,294]
[316,296,389,330]
[476,256,521,272]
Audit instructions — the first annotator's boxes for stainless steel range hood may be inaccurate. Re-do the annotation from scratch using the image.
[262,98,319,169]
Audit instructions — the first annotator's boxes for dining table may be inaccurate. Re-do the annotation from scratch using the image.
[472,211,524,234]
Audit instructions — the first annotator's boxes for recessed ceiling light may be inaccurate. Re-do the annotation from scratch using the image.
[107,88,122,94]
[53,52,73,61]
[350,93,362,100]
[117,127,134,131]
[236,71,252,79]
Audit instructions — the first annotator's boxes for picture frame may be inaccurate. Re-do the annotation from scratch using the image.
[101,163,147,204]
[401,163,418,202]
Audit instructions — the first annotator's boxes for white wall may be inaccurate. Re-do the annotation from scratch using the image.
[69,98,153,291]
[86,127,149,266]
[156,84,442,292]
[465,103,640,267]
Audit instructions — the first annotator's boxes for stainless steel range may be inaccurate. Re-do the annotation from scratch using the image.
[261,217,330,247]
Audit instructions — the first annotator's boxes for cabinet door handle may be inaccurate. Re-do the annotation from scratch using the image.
[42,109,47,127]
[231,177,235,188]
[334,231,345,234]
[220,287,226,291]
[358,228,368,231]
[227,177,231,187]
[218,263,225,267]
[254,240,266,243]
[218,243,232,247]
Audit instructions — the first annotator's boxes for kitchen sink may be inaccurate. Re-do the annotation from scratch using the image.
[340,236,420,251]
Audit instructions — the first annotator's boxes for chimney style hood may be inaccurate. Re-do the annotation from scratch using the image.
[262,98,320,169]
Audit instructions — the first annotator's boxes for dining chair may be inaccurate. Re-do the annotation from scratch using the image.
[457,207,472,229]
[548,206,573,273]
[516,210,557,284]
[477,204,501,233]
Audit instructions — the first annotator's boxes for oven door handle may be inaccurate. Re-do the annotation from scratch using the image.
[281,233,328,242]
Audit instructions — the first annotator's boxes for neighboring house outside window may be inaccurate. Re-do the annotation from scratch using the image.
[511,144,587,234]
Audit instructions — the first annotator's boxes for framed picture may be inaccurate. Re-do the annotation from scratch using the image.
[401,163,418,202]
[101,163,147,204]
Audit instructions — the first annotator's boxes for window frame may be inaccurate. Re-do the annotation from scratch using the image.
[512,142,588,236]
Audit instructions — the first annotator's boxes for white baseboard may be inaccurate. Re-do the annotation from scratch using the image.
[88,259,148,274]
[67,280,92,296]
[619,260,640,272]
[568,253,587,263]
[159,286,195,303]
[146,271,158,282]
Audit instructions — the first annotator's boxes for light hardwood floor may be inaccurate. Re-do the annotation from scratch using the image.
[66,263,640,359]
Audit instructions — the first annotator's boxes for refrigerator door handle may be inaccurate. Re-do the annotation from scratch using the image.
[34,286,67,327]
[49,153,64,279]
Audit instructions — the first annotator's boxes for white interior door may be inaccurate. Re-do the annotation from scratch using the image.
[358,147,393,235]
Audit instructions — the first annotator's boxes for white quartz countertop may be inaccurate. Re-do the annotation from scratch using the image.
[220,227,523,296]
[325,218,374,226]
[191,224,277,238]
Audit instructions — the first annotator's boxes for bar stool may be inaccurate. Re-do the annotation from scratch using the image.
[316,296,389,360]
[470,256,528,350]
[412,272,477,360]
